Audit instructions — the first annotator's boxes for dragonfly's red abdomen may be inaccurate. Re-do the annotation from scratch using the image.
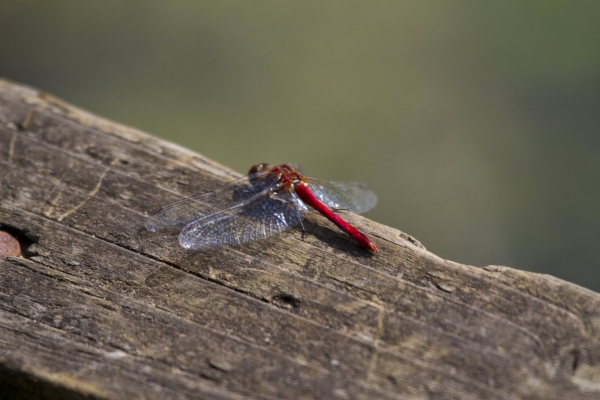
[295,182,377,252]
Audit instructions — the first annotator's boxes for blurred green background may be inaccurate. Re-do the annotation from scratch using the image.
[1,1,599,291]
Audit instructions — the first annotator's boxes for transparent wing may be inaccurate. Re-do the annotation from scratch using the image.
[306,178,377,214]
[145,171,278,232]
[179,189,308,250]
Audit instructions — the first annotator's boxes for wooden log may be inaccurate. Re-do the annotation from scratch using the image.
[0,77,599,399]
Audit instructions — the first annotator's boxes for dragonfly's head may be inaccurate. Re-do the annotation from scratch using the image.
[248,163,269,175]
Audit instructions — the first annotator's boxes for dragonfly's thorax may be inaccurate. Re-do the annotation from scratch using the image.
[249,163,307,192]
[273,164,306,191]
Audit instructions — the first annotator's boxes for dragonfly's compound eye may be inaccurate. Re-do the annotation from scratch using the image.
[249,163,269,175]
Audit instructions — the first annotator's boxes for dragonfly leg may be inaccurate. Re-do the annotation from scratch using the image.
[299,219,306,241]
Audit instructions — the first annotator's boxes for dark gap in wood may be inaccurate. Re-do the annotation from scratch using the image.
[0,364,99,400]
[272,292,301,309]
[0,223,37,258]
[570,349,581,372]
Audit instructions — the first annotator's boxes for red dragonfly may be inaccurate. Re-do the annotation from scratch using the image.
[146,163,378,252]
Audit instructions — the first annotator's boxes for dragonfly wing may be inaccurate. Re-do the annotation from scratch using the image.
[145,172,278,232]
[306,178,377,214]
[145,194,217,232]
[179,190,308,250]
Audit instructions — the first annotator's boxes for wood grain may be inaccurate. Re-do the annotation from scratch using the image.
[1,78,599,399]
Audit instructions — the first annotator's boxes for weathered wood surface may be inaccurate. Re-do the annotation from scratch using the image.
[0,78,599,400]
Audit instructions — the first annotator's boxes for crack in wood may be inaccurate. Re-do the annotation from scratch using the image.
[56,161,115,222]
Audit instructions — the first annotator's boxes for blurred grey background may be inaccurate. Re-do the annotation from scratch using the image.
[1,1,599,291]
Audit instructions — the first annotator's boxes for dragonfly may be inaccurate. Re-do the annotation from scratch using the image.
[146,163,378,252]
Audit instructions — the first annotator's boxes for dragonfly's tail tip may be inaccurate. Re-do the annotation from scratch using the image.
[367,242,378,252]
